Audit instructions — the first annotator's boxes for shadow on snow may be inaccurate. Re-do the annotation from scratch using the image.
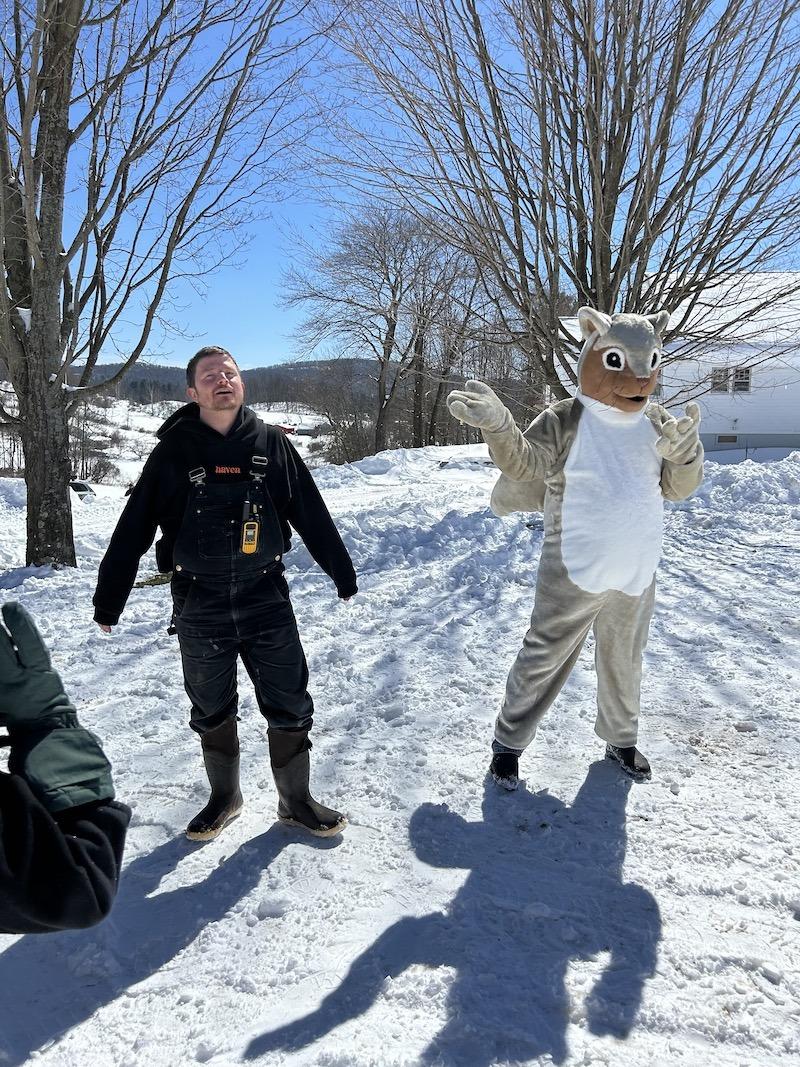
[246,760,661,1065]
[0,827,340,1064]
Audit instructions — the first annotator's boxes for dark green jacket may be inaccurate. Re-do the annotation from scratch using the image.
[0,771,130,934]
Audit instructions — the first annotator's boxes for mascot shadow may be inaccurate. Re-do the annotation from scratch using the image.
[246,760,662,1066]
[0,827,340,1065]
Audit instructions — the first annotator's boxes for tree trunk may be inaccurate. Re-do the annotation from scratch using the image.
[20,382,76,567]
[375,363,389,453]
[411,328,425,448]
[427,371,449,445]
[12,0,82,566]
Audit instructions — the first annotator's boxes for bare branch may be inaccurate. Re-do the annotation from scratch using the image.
[308,0,800,397]
[0,0,323,563]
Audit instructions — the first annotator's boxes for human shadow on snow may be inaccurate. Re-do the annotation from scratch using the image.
[246,760,661,1065]
[0,826,339,1065]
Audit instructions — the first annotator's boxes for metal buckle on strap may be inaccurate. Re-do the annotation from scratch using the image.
[188,466,206,485]
[250,455,268,480]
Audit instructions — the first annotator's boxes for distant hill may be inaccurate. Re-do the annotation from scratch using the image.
[77,357,375,405]
[76,362,185,403]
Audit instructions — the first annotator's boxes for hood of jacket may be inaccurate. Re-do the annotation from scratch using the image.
[156,403,263,446]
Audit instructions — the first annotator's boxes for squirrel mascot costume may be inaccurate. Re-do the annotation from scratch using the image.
[448,308,704,788]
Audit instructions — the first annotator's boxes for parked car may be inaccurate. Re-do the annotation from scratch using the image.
[69,480,96,501]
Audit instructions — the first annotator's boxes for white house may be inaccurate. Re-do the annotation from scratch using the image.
[657,274,800,459]
[659,339,799,459]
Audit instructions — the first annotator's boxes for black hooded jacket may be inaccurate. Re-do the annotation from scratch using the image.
[0,772,130,934]
[93,404,357,626]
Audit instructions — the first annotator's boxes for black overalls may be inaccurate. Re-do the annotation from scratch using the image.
[170,458,314,735]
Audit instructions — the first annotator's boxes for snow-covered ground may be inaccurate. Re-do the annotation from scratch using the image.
[84,400,324,486]
[1,442,799,1067]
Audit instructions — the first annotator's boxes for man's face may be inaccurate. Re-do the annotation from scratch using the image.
[187,355,244,412]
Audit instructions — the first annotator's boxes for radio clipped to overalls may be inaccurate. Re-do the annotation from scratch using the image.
[241,455,268,554]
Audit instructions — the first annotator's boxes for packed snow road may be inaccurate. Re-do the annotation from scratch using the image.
[0,446,798,1067]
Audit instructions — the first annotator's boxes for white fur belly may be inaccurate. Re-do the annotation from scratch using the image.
[560,412,663,595]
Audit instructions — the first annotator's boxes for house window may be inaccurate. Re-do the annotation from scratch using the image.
[733,367,751,392]
[717,434,738,443]
[711,369,731,392]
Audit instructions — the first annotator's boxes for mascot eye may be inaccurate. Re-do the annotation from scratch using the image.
[650,349,661,370]
[602,349,625,371]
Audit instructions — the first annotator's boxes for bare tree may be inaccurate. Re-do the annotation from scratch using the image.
[297,359,373,463]
[313,0,800,398]
[286,202,545,453]
[1,0,316,565]
[404,242,484,447]
[284,206,442,452]
[0,424,22,476]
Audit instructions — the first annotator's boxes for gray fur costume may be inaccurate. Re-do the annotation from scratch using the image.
[448,308,703,754]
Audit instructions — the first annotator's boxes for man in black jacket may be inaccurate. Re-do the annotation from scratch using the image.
[0,602,130,934]
[93,346,357,842]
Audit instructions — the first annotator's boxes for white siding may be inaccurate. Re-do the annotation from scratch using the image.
[660,344,800,435]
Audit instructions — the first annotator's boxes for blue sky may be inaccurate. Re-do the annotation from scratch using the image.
[62,156,328,375]
[59,12,340,378]
[139,202,324,372]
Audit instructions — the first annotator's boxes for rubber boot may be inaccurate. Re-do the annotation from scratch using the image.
[186,718,244,841]
[268,728,346,837]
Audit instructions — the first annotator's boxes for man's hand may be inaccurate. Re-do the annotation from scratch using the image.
[447,380,511,433]
[648,402,701,464]
[97,624,112,634]
[0,603,77,732]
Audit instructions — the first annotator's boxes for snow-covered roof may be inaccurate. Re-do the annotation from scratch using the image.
[670,273,800,344]
[561,273,800,346]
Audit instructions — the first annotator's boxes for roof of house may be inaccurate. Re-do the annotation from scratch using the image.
[560,273,800,347]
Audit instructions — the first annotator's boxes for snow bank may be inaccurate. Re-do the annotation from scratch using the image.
[693,451,800,506]
[0,478,27,510]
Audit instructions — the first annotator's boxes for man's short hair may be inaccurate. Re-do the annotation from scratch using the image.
[186,346,238,387]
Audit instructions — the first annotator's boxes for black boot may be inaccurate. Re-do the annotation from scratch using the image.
[605,743,651,782]
[489,752,520,791]
[489,739,522,790]
[268,728,346,837]
[186,718,244,841]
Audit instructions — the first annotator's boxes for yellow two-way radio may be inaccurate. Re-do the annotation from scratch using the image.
[241,519,259,554]
[241,499,260,554]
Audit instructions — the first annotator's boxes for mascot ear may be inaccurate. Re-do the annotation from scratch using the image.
[577,307,613,341]
[646,309,670,339]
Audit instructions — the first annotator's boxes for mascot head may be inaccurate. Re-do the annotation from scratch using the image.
[577,307,669,412]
